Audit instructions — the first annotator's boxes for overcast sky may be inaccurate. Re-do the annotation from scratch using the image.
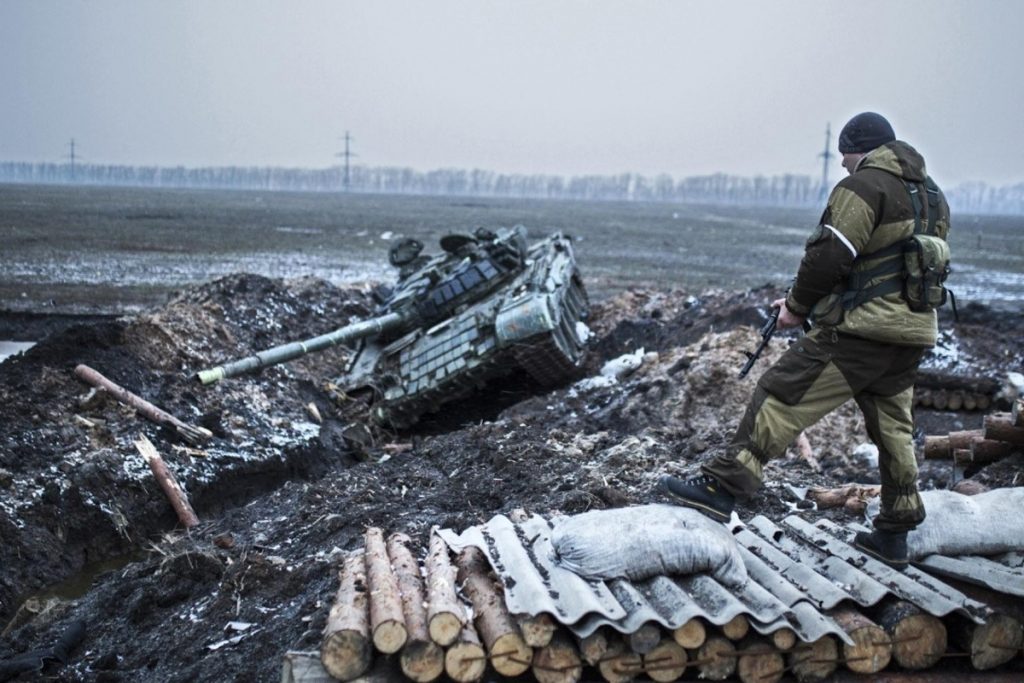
[2,1,1021,185]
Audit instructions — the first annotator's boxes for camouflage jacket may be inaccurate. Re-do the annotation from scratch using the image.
[785,140,951,347]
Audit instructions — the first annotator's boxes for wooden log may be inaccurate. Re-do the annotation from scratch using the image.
[923,434,948,459]
[321,552,372,681]
[829,607,891,674]
[387,533,443,682]
[875,600,946,670]
[76,364,212,444]
[843,498,868,515]
[133,435,199,529]
[736,635,784,683]
[532,631,582,683]
[795,431,820,471]
[454,547,532,677]
[977,393,992,411]
[578,628,610,666]
[364,528,407,654]
[597,638,642,683]
[1014,397,1024,427]
[444,621,486,683]
[672,618,706,649]
[693,635,737,681]
[626,622,661,654]
[517,612,557,648]
[923,429,984,459]
[401,637,444,681]
[769,627,797,651]
[808,484,880,511]
[946,391,964,411]
[424,532,464,647]
[916,390,933,408]
[932,390,949,410]
[963,393,978,411]
[956,439,1016,466]
[915,370,1000,394]
[951,478,990,496]
[721,614,750,641]
[950,613,1024,670]
[953,448,973,464]
[942,575,1024,670]
[787,635,838,683]
[642,639,687,683]
[984,412,1024,446]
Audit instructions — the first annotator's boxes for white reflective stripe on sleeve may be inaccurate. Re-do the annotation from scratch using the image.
[824,224,858,258]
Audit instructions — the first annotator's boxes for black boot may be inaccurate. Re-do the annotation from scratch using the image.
[854,529,909,569]
[658,474,735,522]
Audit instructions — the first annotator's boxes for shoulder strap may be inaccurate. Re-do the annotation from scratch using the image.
[924,176,940,236]
[905,180,924,235]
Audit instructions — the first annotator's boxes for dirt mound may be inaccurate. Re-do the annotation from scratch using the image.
[0,275,1021,681]
[0,275,374,636]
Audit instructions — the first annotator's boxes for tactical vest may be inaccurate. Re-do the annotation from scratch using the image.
[841,177,953,314]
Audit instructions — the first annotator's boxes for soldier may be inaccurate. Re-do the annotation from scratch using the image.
[659,112,951,569]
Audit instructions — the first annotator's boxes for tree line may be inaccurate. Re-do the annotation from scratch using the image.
[1,161,1021,215]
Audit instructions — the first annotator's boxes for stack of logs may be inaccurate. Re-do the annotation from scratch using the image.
[319,527,1024,683]
[924,399,1024,469]
[913,371,999,412]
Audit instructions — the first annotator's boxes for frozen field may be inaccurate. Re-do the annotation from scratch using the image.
[1,183,1022,314]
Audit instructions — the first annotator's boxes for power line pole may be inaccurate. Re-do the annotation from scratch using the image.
[818,123,832,200]
[66,138,78,180]
[336,131,356,191]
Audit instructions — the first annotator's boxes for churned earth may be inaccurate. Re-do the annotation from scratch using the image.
[0,273,1022,682]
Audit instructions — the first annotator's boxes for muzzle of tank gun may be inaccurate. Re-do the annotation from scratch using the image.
[197,367,228,385]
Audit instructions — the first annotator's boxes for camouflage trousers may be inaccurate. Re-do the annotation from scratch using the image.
[703,327,927,532]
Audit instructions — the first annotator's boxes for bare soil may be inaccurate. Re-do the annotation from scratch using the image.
[0,268,1021,682]
[1,177,1023,683]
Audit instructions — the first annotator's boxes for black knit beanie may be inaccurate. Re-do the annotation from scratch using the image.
[838,112,895,154]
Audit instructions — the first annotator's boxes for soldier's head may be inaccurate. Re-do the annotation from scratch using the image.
[838,112,895,175]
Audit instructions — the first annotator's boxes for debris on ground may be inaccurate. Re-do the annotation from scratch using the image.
[0,273,1022,681]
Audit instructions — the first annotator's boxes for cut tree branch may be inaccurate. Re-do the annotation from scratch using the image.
[133,435,199,529]
[76,364,212,444]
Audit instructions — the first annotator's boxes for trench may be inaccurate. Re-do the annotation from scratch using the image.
[1,550,146,639]
[0,341,35,364]
[0,419,357,628]
[0,290,559,629]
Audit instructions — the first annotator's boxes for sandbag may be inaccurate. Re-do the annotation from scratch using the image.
[866,488,1024,559]
[549,504,748,587]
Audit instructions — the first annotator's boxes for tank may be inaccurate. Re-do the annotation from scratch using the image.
[197,225,590,428]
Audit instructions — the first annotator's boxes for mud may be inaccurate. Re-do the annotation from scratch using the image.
[0,274,1022,682]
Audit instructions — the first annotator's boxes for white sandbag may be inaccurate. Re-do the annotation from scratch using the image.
[549,504,748,587]
[866,487,1024,559]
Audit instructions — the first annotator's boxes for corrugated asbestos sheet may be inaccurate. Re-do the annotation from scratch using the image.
[915,551,1024,598]
[439,510,1009,647]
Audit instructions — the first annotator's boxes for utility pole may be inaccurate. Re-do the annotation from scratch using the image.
[66,138,78,181]
[818,123,833,200]
[336,131,356,191]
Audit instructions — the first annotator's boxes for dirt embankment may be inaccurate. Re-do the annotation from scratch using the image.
[0,275,1021,682]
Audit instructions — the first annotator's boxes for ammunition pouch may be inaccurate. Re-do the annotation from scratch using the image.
[837,176,953,315]
[902,234,951,312]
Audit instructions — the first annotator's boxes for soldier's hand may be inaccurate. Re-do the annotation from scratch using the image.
[772,298,806,330]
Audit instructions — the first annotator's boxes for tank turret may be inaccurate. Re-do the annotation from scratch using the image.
[197,225,590,427]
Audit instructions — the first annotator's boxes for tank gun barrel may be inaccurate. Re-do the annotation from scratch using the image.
[196,311,404,385]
